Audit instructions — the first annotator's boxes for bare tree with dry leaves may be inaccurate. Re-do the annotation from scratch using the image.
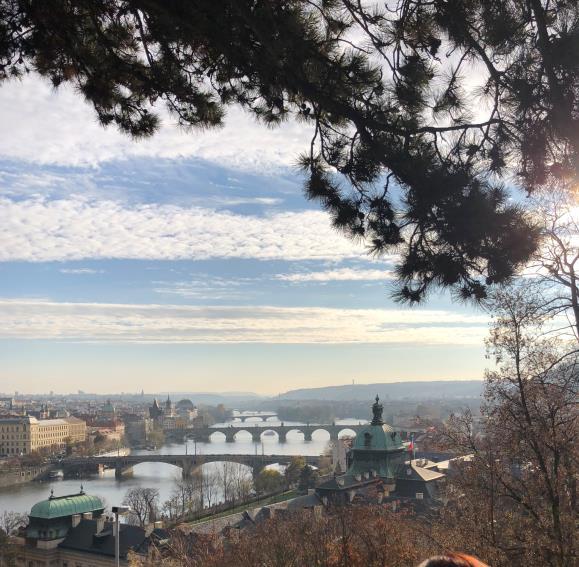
[441,283,578,566]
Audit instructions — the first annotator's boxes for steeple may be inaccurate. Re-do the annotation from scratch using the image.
[371,395,384,426]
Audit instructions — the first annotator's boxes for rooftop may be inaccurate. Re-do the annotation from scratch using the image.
[59,519,151,558]
[30,490,104,520]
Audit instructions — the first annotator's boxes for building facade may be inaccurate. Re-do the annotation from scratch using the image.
[0,416,87,455]
[148,396,197,431]
[9,489,167,566]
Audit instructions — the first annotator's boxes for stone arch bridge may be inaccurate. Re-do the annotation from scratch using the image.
[232,412,278,422]
[62,453,323,479]
[180,423,367,443]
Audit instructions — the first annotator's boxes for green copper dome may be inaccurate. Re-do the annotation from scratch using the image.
[347,396,406,480]
[351,395,404,451]
[352,422,404,451]
[30,491,104,520]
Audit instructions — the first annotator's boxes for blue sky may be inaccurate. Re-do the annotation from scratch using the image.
[0,77,488,395]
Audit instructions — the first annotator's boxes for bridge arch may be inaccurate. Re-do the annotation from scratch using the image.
[285,428,306,438]
[258,428,280,441]
[130,460,184,476]
[337,427,357,439]
[232,429,254,441]
[208,430,226,441]
[311,428,331,440]
[285,428,315,442]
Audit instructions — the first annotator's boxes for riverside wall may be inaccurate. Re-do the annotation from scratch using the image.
[0,464,53,488]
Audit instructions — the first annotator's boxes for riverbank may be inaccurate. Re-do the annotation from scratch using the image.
[0,420,357,515]
[0,464,54,489]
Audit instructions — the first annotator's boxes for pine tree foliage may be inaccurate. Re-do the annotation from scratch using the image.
[1,1,577,301]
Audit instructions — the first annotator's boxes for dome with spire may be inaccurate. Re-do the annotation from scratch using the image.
[350,395,404,451]
[102,399,115,415]
[347,395,406,479]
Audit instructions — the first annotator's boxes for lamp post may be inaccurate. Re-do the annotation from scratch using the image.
[111,505,130,567]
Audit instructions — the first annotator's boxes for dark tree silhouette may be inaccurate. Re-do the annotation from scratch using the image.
[2,1,577,300]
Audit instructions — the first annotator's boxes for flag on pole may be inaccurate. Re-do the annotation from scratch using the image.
[408,433,416,460]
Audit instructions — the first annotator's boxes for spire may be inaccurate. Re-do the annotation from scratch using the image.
[371,395,384,426]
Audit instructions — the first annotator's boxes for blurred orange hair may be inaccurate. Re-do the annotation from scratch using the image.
[417,552,489,567]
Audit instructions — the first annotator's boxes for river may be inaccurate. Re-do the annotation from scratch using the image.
[0,418,364,515]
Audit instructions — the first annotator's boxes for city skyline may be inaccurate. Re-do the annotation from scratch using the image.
[0,76,488,394]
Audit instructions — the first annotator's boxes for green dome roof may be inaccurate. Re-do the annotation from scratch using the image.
[351,395,404,451]
[352,423,404,452]
[30,491,104,520]
[346,396,406,480]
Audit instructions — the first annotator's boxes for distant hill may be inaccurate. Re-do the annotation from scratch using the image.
[159,392,262,405]
[278,381,483,401]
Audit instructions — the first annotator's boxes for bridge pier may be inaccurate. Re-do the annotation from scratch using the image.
[251,429,262,443]
[303,429,313,442]
[115,465,133,479]
[225,430,236,443]
[278,430,287,443]
[181,460,193,479]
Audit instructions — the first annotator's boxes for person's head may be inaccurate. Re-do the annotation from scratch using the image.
[417,552,489,567]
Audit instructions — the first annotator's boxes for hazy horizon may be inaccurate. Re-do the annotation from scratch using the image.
[0,377,484,398]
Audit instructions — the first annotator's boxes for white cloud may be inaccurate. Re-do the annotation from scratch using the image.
[276,267,394,283]
[153,277,254,300]
[0,76,312,172]
[0,299,488,345]
[0,196,364,262]
[212,197,284,206]
[60,268,105,275]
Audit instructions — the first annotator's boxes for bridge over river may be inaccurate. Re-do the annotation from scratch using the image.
[62,453,324,479]
[232,412,278,422]
[173,422,368,443]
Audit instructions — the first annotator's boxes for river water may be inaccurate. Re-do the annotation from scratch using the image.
[0,418,363,515]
